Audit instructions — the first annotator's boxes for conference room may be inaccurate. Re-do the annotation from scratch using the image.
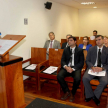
[0,0,108,108]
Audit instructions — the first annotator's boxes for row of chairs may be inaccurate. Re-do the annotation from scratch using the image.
[60,39,96,47]
[63,36,90,41]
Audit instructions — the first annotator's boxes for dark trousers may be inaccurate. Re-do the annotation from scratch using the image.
[57,68,81,95]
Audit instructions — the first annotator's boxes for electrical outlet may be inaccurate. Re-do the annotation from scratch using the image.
[24,18,28,25]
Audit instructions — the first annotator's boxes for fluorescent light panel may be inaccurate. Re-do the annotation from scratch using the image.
[81,2,95,5]
[93,6,97,8]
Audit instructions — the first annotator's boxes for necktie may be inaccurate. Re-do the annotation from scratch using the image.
[50,41,52,48]
[97,49,101,67]
[70,49,72,66]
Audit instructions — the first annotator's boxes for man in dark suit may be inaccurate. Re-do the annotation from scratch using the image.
[57,36,84,102]
[61,34,71,49]
[83,35,108,106]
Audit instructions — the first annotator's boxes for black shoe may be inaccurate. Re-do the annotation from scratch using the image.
[69,93,75,102]
[61,92,70,100]
[92,96,100,106]
[85,97,92,102]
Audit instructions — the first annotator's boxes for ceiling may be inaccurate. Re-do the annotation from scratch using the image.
[51,0,108,9]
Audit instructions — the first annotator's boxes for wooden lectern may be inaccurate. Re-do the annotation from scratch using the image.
[0,35,26,108]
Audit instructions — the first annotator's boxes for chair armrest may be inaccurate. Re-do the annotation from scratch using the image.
[81,65,87,75]
[37,60,49,72]
[81,64,87,75]
[81,69,85,75]
[57,65,61,74]
[22,58,31,64]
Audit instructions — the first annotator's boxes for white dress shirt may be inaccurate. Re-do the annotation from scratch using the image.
[66,43,69,47]
[90,36,95,40]
[94,46,103,67]
[64,46,76,71]
[68,47,75,67]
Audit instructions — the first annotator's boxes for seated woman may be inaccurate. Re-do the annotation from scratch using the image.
[79,36,92,51]
[104,36,108,47]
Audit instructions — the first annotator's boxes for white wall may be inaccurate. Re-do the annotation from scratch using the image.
[79,8,108,37]
[0,0,79,60]
[47,2,79,40]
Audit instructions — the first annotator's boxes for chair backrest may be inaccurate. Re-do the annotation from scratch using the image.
[31,47,46,64]
[75,36,79,40]
[61,39,67,46]
[76,39,83,46]
[49,49,64,66]
[89,40,96,46]
[60,43,62,47]
[83,50,87,68]
[83,50,87,61]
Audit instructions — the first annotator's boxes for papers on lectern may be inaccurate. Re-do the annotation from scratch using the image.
[0,39,18,54]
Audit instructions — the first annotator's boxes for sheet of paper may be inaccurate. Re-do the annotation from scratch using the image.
[25,64,37,70]
[43,66,58,74]
[88,69,106,76]
[0,39,18,54]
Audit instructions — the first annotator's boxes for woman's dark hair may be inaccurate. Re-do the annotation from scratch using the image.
[83,36,89,45]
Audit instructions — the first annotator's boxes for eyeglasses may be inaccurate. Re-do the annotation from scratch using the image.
[83,39,87,40]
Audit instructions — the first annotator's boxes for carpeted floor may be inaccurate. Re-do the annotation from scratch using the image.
[26,98,78,108]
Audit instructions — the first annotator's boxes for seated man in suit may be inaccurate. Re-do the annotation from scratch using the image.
[83,35,108,106]
[57,36,84,102]
[44,32,61,59]
[61,34,71,49]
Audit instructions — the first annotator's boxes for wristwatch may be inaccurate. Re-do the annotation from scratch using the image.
[102,67,105,71]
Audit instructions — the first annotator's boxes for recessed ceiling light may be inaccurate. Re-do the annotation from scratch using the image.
[81,2,95,5]
[93,7,97,8]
